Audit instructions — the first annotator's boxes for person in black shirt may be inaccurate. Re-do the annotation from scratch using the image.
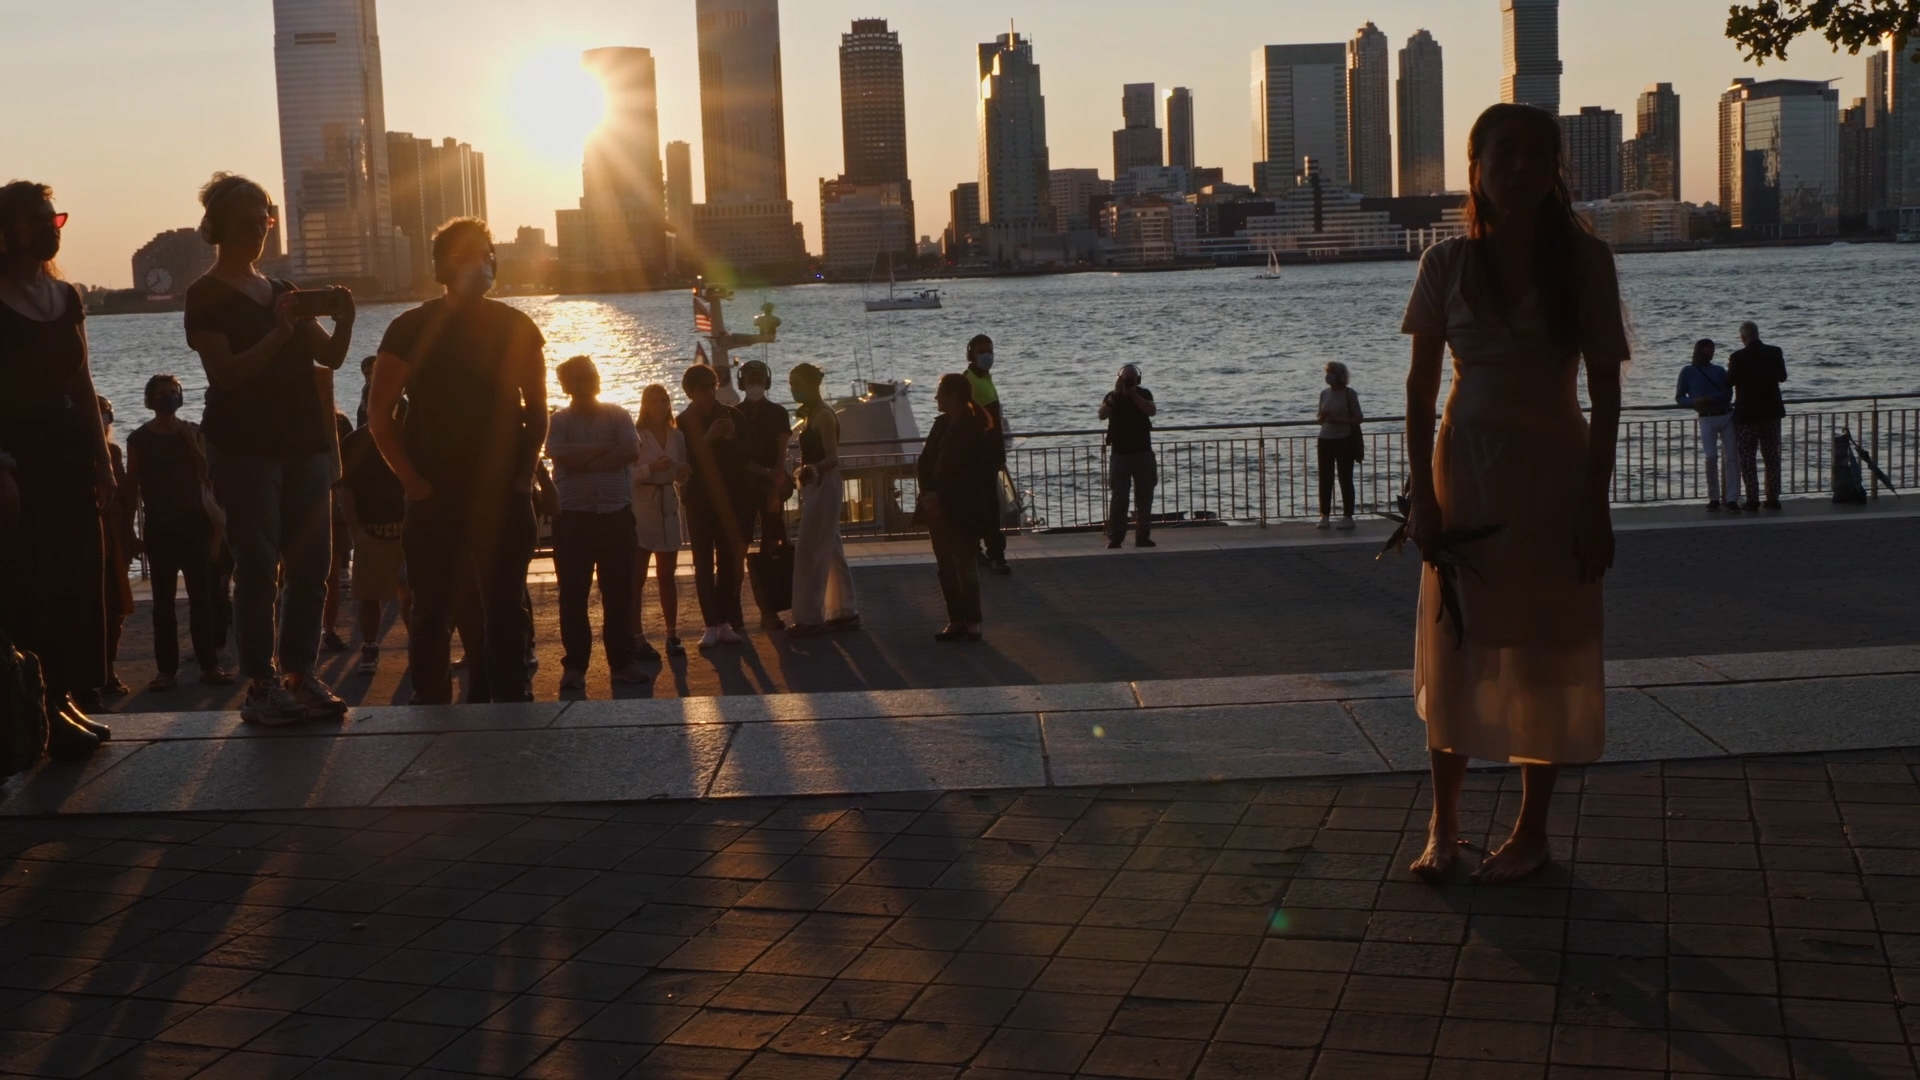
[677,363,753,649]
[735,359,792,630]
[919,374,998,642]
[184,173,355,726]
[1098,363,1158,548]
[1728,321,1788,511]
[126,374,233,691]
[368,218,548,704]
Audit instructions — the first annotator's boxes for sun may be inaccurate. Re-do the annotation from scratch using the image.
[499,45,609,178]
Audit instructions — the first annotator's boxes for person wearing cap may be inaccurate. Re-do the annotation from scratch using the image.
[1676,338,1738,512]
[1098,363,1158,547]
[735,359,792,630]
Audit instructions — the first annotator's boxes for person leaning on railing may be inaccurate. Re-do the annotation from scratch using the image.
[1728,321,1787,512]
[1675,338,1739,512]
[1316,361,1364,531]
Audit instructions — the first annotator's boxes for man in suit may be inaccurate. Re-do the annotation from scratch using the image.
[1727,321,1788,512]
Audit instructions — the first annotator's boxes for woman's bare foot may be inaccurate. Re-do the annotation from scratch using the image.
[1471,832,1551,885]
[1409,829,1462,879]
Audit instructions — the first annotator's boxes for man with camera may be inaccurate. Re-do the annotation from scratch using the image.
[366,218,549,704]
[1099,363,1158,548]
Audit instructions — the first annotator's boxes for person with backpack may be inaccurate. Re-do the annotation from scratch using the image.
[1099,363,1158,548]
[1675,338,1739,511]
[1316,362,1364,531]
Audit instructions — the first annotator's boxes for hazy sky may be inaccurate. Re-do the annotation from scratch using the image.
[7,0,1875,288]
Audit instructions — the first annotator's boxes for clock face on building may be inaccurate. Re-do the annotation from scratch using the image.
[145,267,174,295]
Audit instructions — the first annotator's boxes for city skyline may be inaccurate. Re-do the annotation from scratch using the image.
[8,0,1889,287]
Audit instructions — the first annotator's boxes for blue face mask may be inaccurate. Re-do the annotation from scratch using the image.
[973,352,995,373]
[156,391,184,415]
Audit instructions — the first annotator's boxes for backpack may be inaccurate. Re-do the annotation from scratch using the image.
[1832,431,1867,504]
[0,632,48,779]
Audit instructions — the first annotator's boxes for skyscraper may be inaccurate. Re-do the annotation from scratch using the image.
[693,0,799,272]
[1560,106,1623,201]
[1166,88,1195,172]
[557,47,669,288]
[1865,47,1891,210]
[833,18,914,264]
[1628,83,1681,201]
[387,134,488,288]
[1251,43,1349,193]
[1841,99,1873,217]
[978,30,1052,253]
[1113,82,1164,175]
[665,141,694,232]
[1719,78,1840,236]
[1397,30,1446,196]
[271,0,399,287]
[1888,35,1920,208]
[945,181,982,259]
[1500,0,1562,113]
[1347,23,1392,198]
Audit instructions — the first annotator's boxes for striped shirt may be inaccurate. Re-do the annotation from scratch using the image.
[546,401,640,513]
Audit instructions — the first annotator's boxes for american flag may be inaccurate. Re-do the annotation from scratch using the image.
[693,296,713,333]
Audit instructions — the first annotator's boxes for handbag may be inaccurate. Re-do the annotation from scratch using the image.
[0,632,48,779]
[748,541,794,616]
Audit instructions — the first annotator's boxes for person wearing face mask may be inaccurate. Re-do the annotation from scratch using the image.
[0,180,115,758]
[734,359,792,631]
[184,172,356,727]
[367,218,549,705]
[964,334,1013,574]
[127,374,233,691]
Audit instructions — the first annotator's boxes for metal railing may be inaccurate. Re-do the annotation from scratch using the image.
[818,393,1917,540]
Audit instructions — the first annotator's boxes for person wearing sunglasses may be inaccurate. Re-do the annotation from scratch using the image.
[0,180,114,759]
[367,218,549,704]
[184,172,356,727]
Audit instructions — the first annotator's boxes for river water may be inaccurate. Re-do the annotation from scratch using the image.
[86,242,1920,435]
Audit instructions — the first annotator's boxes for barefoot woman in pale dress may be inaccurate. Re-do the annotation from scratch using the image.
[1401,104,1627,884]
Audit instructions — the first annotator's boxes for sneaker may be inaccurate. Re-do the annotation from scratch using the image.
[199,665,236,686]
[1763,499,1781,511]
[1107,538,1123,549]
[1316,516,1332,530]
[698,627,723,650]
[611,663,654,685]
[288,675,349,719]
[322,631,349,653]
[827,614,862,632]
[1135,538,1157,548]
[717,625,745,646]
[102,676,132,696]
[665,635,686,657]
[1707,500,1722,512]
[242,680,307,727]
[989,559,1013,576]
[635,640,661,662]
[1336,516,1356,532]
[147,673,177,693]
[559,668,587,692]
[357,647,379,677]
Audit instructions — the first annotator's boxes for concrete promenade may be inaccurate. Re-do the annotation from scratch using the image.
[0,503,1916,1076]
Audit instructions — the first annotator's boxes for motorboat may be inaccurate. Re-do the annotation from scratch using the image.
[830,379,924,533]
[1253,248,1283,280]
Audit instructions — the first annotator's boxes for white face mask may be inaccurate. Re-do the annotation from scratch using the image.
[743,385,767,402]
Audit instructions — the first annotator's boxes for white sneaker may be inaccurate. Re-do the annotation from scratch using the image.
[559,668,586,691]
[241,680,306,727]
[717,625,744,646]
[1336,516,1356,532]
[698,627,724,650]
[1316,516,1332,530]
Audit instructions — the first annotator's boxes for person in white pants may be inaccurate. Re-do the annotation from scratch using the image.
[1676,338,1740,511]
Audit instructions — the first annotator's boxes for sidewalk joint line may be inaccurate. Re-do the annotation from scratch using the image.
[1036,713,1054,788]
[1336,699,1397,772]
[364,732,441,808]
[1641,689,1731,756]
[701,723,741,799]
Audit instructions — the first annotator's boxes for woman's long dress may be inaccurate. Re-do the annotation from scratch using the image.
[791,411,856,625]
[1399,235,1629,765]
[631,427,687,553]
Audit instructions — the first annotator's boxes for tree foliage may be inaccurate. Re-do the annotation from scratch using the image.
[1727,0,1920,63]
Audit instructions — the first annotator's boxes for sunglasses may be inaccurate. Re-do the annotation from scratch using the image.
[43,212,69,230]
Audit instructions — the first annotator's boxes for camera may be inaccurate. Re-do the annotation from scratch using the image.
[287,289,341,319]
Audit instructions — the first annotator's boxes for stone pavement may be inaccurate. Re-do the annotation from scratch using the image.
[2,749,1919,1079]
[96,504,1920,711]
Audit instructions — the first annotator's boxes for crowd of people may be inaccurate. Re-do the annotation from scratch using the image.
[0,174,1034,758]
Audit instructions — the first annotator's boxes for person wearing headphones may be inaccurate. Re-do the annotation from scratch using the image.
[183,173,354,726]
[366,218,549,704]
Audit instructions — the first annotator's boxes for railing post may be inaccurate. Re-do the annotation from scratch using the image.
[1871,399,1881,501]
[1257,427,1268,528]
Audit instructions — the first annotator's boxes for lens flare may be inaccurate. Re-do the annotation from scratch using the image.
[499,45,609,180]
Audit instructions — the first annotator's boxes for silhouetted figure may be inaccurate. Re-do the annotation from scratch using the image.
[1100,363,1158,548]
[338,406,410,678]
[631,384,690,658]
[787,363,859,635]
[920,373,998,642]
[184,172,355,726]
[1400,104,1628,884]
[1675,338,1738,511]
[1316,362,1363,531]
[92,396,136,705]
[677,364,754,650]
[964,334,1012,574]
[0,180,113,756]
[127,373,233,691]
[735,359,792,630]
[1728,321,1788,511]
[368,218,548,704]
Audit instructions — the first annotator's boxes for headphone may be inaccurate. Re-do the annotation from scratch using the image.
[197,180,264,245]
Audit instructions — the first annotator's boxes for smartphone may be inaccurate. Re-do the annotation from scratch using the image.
[287,289,339,319]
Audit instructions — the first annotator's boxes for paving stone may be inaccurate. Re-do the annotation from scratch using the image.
[1044,703,1385,788]
[375,726,731,805]
[712,714,1046,798]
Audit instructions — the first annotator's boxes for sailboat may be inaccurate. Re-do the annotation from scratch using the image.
[1253,247,1283,280]
[864,257,943,311]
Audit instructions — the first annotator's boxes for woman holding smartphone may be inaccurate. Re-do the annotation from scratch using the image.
[184,172,356,727]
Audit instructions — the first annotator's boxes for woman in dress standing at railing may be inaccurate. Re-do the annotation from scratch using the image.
[631,384,690,658]
[1315,361,1363,531]
[786,364,859,637]
[1401,103,1628,884]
